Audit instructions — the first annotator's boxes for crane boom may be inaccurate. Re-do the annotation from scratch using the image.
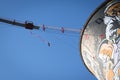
[0,18,81,34]
[0,18,39,30]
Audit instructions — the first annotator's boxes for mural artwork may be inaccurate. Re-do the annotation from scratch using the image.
[80,0,120,80]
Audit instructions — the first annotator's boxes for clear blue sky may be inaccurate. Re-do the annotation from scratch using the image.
[0,0,104,80]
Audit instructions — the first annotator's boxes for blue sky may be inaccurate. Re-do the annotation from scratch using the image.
[0,0,105,80]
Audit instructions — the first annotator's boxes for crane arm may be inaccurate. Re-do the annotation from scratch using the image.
[0,18,82,34]
[0,18,39,30]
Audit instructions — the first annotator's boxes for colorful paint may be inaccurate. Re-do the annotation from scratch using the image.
[80,0,120,80]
